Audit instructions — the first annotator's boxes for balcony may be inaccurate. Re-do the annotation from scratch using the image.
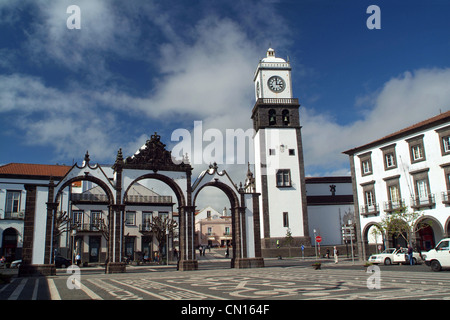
[360,204,380,216]
[441,191,450,205]
[383,199,406,213]
[254,98,299,106]
[125,195,173,204]
[72,223,104,232]
[3,211,25,220]
[71,193,109,203]
[410,194,436,209]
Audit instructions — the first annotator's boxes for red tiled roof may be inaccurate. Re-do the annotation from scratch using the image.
[343,110,450,155]
[0,163,71,178]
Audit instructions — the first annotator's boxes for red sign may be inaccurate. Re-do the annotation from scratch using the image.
[315,236,322,243]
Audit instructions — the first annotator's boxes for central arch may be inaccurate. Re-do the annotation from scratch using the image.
[193,180,241,267]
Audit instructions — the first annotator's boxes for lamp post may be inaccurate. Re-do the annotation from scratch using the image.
[166,225,169,266]
[313,229,317,259]
[348,220,355,265]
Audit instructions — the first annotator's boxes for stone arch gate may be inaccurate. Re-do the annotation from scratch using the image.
[19,133,264,276]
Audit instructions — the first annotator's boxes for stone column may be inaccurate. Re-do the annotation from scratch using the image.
[178,205,198,271]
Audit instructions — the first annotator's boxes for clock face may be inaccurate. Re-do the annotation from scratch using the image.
[267,76,285,93]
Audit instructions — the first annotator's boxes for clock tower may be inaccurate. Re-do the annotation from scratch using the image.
[251,48,310,249]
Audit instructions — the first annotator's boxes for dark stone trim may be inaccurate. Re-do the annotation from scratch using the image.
[105,262,126,274]
[22,185,36,265]
[233,257,264,269]
[19,264,56,277]
[296,127,310,238]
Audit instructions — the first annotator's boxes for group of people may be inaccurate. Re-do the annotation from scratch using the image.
[198,244,211,256]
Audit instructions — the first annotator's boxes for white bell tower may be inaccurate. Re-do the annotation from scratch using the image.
[251,48,310,249]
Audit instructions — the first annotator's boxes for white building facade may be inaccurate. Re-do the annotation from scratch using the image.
[344,111,450,259]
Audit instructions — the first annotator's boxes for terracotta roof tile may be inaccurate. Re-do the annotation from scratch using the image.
[0,163,71,178]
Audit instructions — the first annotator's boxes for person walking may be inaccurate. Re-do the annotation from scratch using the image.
[333,246,339,264]
[408,245,414,265]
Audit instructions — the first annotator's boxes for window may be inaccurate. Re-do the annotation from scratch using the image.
[207,227,213,236]
[361,181,378,215]
[125,211,136,226]
[289,149,295,156]
[142,212,152,231]
[436,126,450,156]
[365,190,375,207]
[381,144,397,170]
[207,210,211,218]
[224,227,230,235]
[436,240,450,251]
[358,152,372,176]
[407,135,426,163]
[416,179,428,199]
[362,160,371,174]
[5,191,20,214]
[91,211,102,231]
[443,136,450,153]
[385,154,395,168]
[73,211,84,228]
[158,211,169,220]
[389,185,400,203]
[411,168,434,208]
[411,145,424,161]
[269,149,276,155]
[142,212,152,224]
[276,169,291,187]
[283,212,289,228]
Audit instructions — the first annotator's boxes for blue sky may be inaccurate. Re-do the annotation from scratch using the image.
[1,0,450,185]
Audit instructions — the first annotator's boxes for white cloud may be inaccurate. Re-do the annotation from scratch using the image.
[302,68,450,176]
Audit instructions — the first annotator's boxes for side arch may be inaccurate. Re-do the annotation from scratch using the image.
[54,175,115,205]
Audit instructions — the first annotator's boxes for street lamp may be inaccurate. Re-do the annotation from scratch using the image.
[313,229,317,259]
[166,225,169,266]
[348,220,354,265]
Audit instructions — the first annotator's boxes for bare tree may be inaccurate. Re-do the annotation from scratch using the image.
[150,216,178,261]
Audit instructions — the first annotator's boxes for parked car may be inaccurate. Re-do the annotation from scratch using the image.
[368,247,421,265]
[10,260,21,268]
[423,238,450,272]
[55,256,72,268]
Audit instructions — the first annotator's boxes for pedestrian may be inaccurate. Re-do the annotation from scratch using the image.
[333,246,339,264]
[408,245,414,265]
[76,253,81,266]
[199,245,203,257]
[326,249,330,259]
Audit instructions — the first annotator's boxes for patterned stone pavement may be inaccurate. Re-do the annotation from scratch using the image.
[1,260,450,301]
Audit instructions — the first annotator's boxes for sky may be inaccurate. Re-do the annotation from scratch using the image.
[1,0,450,210]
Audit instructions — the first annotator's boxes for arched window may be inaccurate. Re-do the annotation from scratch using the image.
[268,109,276,125]
[282,109,290,125]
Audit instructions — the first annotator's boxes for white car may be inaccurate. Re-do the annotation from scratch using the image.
[10,260,21,268]
[368,247,421,265]
[423,238,450,272]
